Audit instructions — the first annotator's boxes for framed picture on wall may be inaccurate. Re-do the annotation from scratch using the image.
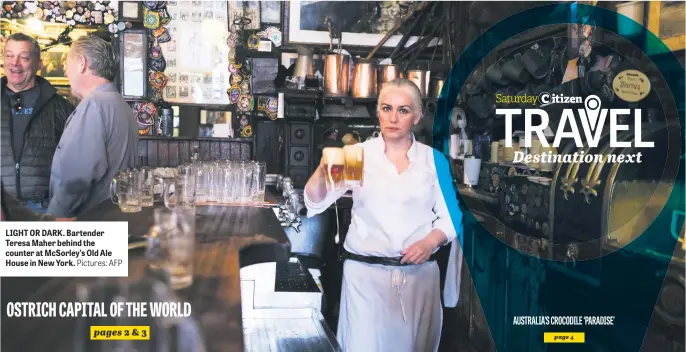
[119,29,148,100]
[161,1,231,105]
[260,1,281,24]
[228,1,260,30]
[284,1,437,48]
[119,1,144,22]
[37,45,69,86]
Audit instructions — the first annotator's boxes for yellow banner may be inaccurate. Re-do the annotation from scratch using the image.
[544,332,585,343]
[90,326,150,340]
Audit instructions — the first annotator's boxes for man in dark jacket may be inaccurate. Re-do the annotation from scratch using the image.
[1,33,73,213]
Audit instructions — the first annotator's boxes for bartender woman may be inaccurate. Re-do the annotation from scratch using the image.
[304,78,463,351]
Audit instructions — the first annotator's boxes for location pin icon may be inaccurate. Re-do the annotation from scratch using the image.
[584,95,602,127]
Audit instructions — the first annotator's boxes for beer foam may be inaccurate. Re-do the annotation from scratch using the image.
[322,147,345,165]
[343,145,364,163]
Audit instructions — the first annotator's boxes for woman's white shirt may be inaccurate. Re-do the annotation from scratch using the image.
[304,135,464,308]
[305,135,459,256]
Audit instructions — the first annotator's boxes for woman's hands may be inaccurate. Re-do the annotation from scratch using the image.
[304,156,330,205]
[400,230,448,265]
[400,238,436,264]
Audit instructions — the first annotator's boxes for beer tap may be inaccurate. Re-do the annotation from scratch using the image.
[276,177,303,232]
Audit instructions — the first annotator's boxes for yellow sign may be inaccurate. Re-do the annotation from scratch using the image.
[90,326,150,341]
[612,70,651,103]
[544,332,585,343]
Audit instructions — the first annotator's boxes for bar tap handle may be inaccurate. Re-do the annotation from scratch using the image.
[284,211,301,233]
[276,174,284,191]
[274,197,288,222]
[295,203,307,217]
[287,191,301,213]
[281,177,294,196]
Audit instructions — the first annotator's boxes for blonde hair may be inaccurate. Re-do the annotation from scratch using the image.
[377,78,423,116]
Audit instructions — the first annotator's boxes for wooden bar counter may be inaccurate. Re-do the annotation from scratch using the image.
[1,200,290,352]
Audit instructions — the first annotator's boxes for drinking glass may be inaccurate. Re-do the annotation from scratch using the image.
[139,167,163,207]
[146,207,196,290]
[322,147,345,192]
[220,162,235,203]
[110,169,142,212]
[205,162,218,203]
[164,173,196,209]
[343,145,364,187]
[252,161,267,202]
[194,164,208,205]
[236,161,254,202]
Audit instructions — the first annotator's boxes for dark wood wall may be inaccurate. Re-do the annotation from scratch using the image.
[136,137,252,168]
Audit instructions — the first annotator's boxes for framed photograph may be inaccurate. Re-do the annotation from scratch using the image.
[160,2,231,105]
[251,57,279,94]
[200,109,233,137]
[260,1,281,24]
[228,1,260,30]
[285,1,435,48]
[38,45,69,86]
[119,1,143,22]
[119,29,148,100]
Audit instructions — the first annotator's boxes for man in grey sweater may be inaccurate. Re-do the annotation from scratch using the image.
[47,35,138,218]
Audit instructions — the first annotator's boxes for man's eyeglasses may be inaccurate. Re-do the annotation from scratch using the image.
[10,94,21,111]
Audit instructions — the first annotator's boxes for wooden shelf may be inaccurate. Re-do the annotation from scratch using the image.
[139,136,252,142]
[278,88,322,100]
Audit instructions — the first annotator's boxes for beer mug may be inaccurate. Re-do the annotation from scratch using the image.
[164,173,196,209]
[139,167,164,207]
[343,144,364,187]
[110,169,142,212]
[322,147,345,191]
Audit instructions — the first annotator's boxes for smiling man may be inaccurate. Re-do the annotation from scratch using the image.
[0,33,73,214]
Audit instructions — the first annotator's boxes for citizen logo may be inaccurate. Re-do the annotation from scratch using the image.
[538,92,583,107]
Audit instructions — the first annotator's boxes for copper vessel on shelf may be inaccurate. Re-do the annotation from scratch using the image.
[324,53,350,97]
[377,64,404,94]
[406,70,428,98]
[351,60,378,98]
[431,77,446,100]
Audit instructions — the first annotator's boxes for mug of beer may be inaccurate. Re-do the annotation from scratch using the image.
[322,147,345,191]
[343,145,364,187]
[110,169,142,213]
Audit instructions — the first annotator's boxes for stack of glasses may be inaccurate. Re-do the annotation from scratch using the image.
[164,160,267,209]
[110,160,268,211]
